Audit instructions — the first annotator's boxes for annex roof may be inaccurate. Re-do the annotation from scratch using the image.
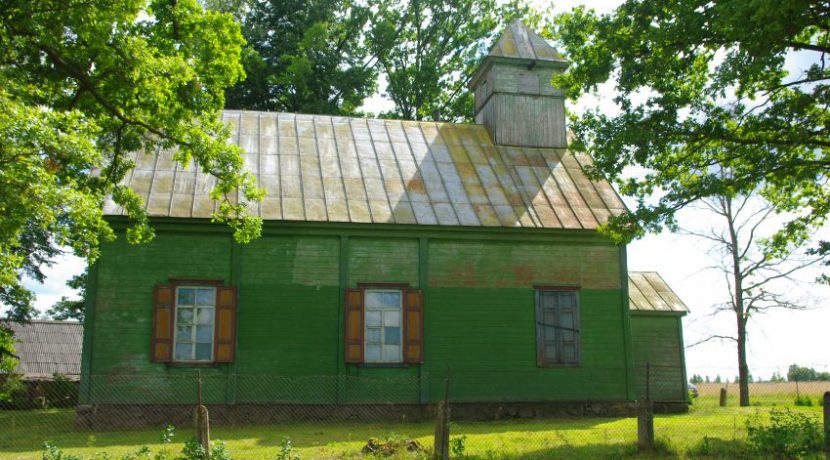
[4,320,83,380]
[104,111,626,229]
[487,20,566,63]
[628,272,689,315]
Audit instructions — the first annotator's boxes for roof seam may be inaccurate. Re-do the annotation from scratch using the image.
[311,116,330,222]
[367,120,396,224]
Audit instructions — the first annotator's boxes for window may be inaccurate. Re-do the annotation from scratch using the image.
[536,289,580,366]
[344,286,423,365]
[151,282,237,364]
[173,286,216,362]
[364,289,403,363]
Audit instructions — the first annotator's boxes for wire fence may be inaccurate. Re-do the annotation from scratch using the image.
[1,366,829,459]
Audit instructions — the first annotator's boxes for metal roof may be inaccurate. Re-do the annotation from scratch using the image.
[487,20,566,63]
[5,320,83,380]
[628,272,689,315]
[104,111,626,229]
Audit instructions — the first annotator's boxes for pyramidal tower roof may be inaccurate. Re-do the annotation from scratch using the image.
[487,20,566,63]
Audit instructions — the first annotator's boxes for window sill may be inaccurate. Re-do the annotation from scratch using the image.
[538,363,581,369]
[166,362,223,368]
[358,363,412,369]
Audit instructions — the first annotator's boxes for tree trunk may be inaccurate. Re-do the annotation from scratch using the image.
[737,316,750,406]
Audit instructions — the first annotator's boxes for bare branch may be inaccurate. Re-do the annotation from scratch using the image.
[688,335,738,347]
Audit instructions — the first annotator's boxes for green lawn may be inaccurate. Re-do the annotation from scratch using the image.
[0,396,825,459]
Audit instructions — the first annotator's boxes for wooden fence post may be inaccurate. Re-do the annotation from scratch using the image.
[823,391,829,455]
[195,372,210,459]
[433,371,450,460]
[719,387,727,407]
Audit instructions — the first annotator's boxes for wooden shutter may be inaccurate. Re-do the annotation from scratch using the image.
[344,288,364,363]
[403,288,424,364]
[151,285,174,363]
[214,286,238,363]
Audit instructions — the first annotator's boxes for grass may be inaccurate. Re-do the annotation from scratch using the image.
[0,390,826,459]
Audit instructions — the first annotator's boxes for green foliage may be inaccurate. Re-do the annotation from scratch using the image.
[368,0,536,122]
[746,409,823,458]
[787,364,830,381]
[45,269,88,322]
[275,437,300,460]
[769,371,786,383]
[223,0,377,115]
[553,0,830,256]
[450,435,467,458]
[0,0,262,321]
[793,394,813,406]
[689,374,703,384]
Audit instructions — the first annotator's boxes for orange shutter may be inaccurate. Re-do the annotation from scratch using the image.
[403,288,424,364]
[151,285,174,363]
[214,286,238,363]
[344,288,364,363]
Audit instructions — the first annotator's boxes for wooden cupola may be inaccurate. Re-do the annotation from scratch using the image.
[468,20,569,148]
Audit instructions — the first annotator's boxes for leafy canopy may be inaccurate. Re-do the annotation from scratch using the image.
[369,0,535,122]
[0,0,262,320]
[553,0,830,249]
[224,0,378,115]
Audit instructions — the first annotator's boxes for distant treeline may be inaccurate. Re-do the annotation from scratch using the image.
[689,364,830,384]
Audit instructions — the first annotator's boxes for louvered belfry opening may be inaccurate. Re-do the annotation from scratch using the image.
[469,20,570,149]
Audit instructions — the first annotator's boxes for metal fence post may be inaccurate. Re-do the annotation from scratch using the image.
[637,363,654,451]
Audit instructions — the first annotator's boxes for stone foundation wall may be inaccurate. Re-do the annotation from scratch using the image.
[71,400,692,430]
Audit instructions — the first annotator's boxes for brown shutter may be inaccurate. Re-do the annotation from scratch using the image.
[344,288,364,363]
[151,285,174,363]
[214,286,238,363]
[403,288,424,364]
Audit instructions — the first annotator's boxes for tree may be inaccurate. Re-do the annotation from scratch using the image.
[45,270,87,322]
[686,192,814,406]
[690,374,703,384]
[769,371,786,383]
[368,0,534,122]
[553,1,830,254]
[1,0,263,323]
[788,364,820,382]
[224,0,378,115]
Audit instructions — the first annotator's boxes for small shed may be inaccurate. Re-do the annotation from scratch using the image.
[627,272,689,404]
[5,320,83,381]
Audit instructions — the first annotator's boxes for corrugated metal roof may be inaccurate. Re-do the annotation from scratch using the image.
[628,272,689,314]
[487,20,566,63]
[105,112,626,229]
[5,320,83,380]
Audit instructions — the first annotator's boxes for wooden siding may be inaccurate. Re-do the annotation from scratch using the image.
[477,93,567,149]
[82,222,628,405]
[629,314,687,402]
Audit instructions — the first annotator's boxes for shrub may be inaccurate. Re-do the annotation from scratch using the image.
[746,409,823,458]
[450,435,467,458]
[793,395,813,406]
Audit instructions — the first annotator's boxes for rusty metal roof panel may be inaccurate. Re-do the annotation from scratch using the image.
[628,272,689,314]
[110,111,626,228]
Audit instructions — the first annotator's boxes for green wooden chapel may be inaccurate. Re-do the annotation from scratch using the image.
[78,21,690,417]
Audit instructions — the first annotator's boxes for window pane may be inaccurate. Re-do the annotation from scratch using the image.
[195,343,212,360]
[561,343,576,362]
[366,311,382,327]
[383,310,400,327]
[177,288,196,306]
[384,326,401,345]
[196,288,216,306]
[365,344,381,362]
[366,291,401,309]
[196,308,214,325]
[366,327,381,344]
[174,343,192,361]
[196,325,213,343]
[177,307,194,325]
[175,325,192,342]
[381,344,401,362]
[544,344,558,361]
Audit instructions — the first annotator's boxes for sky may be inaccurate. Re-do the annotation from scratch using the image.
[18,0,830,382]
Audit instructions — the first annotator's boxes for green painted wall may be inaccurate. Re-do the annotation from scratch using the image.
[81,220,630,405]
[629,313,687,402]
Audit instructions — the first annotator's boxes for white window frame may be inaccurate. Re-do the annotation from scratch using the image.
[363,288,403,364]
[172,285,217,363]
